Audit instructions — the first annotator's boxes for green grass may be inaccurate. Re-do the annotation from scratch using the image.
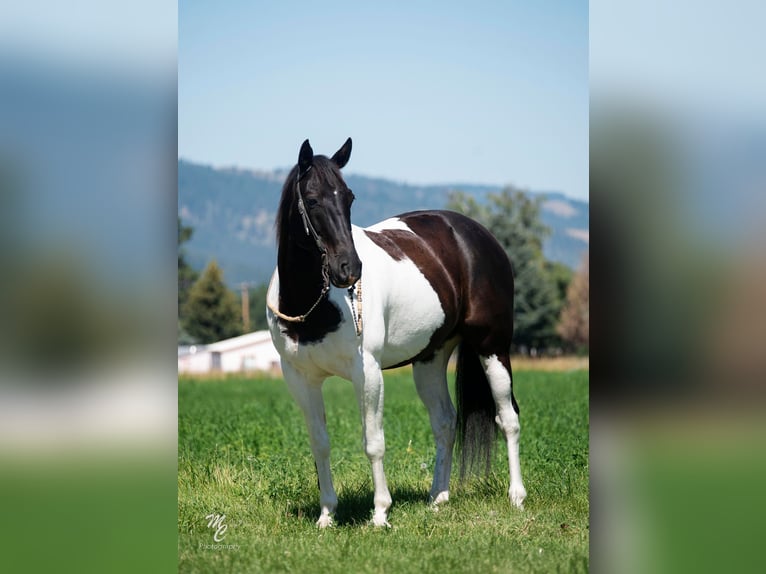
[178,367,589,573]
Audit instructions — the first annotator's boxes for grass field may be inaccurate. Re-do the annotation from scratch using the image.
[178,366,589,573]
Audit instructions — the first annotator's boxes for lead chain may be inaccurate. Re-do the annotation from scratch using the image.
[348,279,363,336]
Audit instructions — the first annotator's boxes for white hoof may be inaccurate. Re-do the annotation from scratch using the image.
[371,511,391,528]
[509,484,527,509]
[431,490,450,505]
[316,514,334,528]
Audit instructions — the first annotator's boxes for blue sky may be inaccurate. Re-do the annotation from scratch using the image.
[590,0,766,117]
[179,1,588,200]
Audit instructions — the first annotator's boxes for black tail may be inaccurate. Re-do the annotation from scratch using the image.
[455,343,497,478]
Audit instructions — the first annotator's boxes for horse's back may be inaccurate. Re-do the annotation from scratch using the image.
[398,210,515,337]
[358,210,515,363]
[383,209,514,300]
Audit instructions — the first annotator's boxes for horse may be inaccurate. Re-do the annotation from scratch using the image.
[266,138,526,527]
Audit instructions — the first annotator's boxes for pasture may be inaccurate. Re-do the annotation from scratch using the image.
[178,365,589,573]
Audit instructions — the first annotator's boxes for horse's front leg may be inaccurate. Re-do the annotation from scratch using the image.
[282,362,337,528]
[353,357,392,527]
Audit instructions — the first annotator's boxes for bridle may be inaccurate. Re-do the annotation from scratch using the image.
[295,165,326,254]
[268,166,363,335]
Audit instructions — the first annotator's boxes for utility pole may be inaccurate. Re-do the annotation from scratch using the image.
[240,282,250,332]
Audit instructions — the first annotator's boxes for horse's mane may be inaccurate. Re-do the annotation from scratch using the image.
[275,166,299,246]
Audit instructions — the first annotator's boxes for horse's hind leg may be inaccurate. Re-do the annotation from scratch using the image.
[413,343,458,505]
[282,362,337,527]
[480,352,527,509]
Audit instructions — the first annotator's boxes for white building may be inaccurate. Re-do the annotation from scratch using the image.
[178,330,281,375]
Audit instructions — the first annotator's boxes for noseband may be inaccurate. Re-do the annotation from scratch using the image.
[268,166,363,335]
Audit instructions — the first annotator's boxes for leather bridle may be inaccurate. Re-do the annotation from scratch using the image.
[267,166,362,335]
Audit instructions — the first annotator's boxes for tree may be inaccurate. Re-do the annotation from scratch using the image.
[178,217,199,316]
[182,260,242,344]
[447,187,566,351]
[247,282,270,332]
[546,261,574,308]
[557,254,589,352]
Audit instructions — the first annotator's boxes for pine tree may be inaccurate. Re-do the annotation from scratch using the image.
[182,260,242,344]
[247,282,270,332]
[178,217,199,315]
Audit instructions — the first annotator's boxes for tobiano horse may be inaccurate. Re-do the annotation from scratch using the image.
[266,138,526,527]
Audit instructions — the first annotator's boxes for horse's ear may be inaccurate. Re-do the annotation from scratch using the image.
[298,139,313,175]
[331,137,352,169]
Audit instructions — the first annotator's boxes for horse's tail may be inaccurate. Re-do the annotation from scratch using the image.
[455,342,497,478]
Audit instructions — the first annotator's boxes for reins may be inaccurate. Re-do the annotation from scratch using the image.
[267,166,363,335]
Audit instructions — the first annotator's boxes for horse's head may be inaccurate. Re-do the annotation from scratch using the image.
[292,137,362,288]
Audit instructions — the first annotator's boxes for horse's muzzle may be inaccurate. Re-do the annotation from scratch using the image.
[331,255,362,288]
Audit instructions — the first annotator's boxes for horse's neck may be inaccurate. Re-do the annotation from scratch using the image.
[277,226,325,314]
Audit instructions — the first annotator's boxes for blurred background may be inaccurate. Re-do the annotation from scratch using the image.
[591,1,766,572]
[1,0,764,572]
[0,1,177,572]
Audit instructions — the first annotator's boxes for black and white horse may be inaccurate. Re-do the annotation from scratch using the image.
[267,139,525,527]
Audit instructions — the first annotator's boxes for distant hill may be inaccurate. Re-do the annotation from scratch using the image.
[178,159,589,285]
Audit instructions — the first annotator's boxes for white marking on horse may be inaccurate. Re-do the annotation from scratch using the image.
[481,354,527,509]
[352,225,445,368]
[365,217,414,233]
[413,342,458,505]
[266,271,360,379]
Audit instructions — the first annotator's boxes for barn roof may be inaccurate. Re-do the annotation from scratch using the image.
[205,330,274,353]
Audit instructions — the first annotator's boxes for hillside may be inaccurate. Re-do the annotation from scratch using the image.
[178,159,589,285]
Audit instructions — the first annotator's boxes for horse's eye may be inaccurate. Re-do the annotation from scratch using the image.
[306,198,319,209]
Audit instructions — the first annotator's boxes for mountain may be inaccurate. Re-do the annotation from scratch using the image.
[178,159,589,285]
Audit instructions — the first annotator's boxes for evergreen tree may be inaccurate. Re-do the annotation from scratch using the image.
[182,260,242,344]
[247,282,270,332]
[178,217,199,316]
[447,187,565,350]
[546,261,574,308]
